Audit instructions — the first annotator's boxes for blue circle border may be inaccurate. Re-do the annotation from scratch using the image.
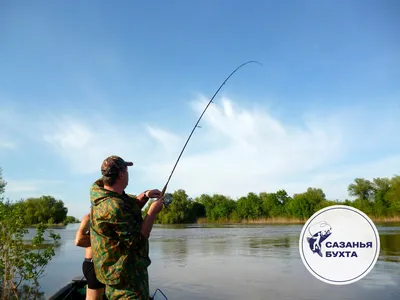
[300,206,380,283]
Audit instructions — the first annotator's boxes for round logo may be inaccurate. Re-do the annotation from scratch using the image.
[299,205,380,285]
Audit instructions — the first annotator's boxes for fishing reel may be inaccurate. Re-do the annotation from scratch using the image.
[163,193,173,208]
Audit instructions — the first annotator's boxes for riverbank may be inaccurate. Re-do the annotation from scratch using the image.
[196,215,400,225]
[26,223,69,229]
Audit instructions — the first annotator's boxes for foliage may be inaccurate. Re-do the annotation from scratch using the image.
[64,216,80,224]
[0,195,79,226]
[142,175,400,224]
[0,168,61,300]
[20,196,68,225]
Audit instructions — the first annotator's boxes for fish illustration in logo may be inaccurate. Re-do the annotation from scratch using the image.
[307,221,332,257]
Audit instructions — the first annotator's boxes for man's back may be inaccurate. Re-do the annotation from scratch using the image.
[90,179,151,298]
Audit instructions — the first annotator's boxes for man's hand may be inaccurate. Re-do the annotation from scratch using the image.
[141,197,165,238]
[145,189,162,199]
[147,198,164,216]
[136,189,162,209]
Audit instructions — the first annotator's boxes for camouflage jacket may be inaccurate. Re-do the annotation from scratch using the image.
[89,179,151,286]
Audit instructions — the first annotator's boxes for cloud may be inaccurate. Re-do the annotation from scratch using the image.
[140,96,399,200]
[5,179,63,192]
[33,95,399,202]
[141,96,342,191]
[146,125,183,154]
[40,114,151,175]
[3,179,64,201]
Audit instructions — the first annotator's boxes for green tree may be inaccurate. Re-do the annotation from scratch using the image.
[209,194,236,222]
[64,216,80,224]
[260,190,291,218]
[156,189,194,224]
[0,168,5,196]
[191,201,206,220]
[20,196,68,225]
[372,177,391,217]
[236,192,263,220]
[0,168,61,299]
[386,175,400,215]
[348,178,374,211]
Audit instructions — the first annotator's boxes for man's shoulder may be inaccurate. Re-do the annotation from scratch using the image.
[125,193,137,200]
[92,195,137,217]
[95,195,125,207]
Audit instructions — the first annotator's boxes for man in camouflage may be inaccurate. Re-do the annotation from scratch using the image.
[90,155,165,299]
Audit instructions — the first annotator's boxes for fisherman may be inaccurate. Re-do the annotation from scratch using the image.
[74,213,105,300]
[89,155,165,300]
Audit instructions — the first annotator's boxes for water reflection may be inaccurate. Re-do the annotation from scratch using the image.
[159,237,188,267]
[379,233,400,263]
[29,223,400,299]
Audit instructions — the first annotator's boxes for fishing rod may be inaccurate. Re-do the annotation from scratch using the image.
[160,60,263,207]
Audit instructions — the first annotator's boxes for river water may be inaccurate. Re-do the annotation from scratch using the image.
[31,223,399,299]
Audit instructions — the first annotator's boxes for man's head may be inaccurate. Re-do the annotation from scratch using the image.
[101,155,133,190]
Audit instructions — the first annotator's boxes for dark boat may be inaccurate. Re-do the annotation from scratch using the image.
[48,276,168,300]
[48,276,91,300]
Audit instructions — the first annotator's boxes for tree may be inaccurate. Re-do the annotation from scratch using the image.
[0,168,5,196]
[235,193,263,220]
[372,177,391,217]
[348,178,374,211]
[385,175,400,215]
[0,168,61,299]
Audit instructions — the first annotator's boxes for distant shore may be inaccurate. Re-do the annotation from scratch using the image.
[196,216,400,225]
[26,222,77,229]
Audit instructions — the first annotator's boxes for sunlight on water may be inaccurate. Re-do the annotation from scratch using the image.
[31,223,400,300]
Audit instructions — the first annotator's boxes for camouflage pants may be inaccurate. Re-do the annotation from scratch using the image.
[105,270,150,300]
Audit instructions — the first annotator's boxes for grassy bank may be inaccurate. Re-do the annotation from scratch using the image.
[371,216,400,223]
[196,215,400,225]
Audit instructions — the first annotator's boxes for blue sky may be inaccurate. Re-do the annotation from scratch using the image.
[1,1,399,219]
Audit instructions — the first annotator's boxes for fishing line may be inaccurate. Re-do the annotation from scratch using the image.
[161,60,263,207]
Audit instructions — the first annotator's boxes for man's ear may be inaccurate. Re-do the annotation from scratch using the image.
[119,170,126,179]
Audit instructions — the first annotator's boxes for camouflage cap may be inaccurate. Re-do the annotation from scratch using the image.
[101,155,133,177]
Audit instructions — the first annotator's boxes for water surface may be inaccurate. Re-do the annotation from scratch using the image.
[32,223,400,299]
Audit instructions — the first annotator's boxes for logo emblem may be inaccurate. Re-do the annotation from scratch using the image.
[299,205,380,285]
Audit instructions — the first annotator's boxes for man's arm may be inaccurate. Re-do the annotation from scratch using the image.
[75,214,91,247]
[107,198,163,250]
[135,189,162,209]
[135,190,150,209]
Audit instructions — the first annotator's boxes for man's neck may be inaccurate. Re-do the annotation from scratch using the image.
[103,185,124,194]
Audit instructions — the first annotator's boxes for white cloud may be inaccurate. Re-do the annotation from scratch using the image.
[140,96,399,200]
[36,95,399,202]
[141,96,342,192]
[3,179,64,201]
[40,114,151,175]
[5,179,63,192]
[146,125,183,154]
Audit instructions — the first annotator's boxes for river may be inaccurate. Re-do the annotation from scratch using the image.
[30,223,399,299]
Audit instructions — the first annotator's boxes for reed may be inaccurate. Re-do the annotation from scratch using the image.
[196,217,305,225]
[371,216,400,223]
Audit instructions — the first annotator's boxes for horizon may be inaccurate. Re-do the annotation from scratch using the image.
[1,1,399,219]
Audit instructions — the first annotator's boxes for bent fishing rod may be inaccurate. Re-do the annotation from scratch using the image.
[160,60,263,207]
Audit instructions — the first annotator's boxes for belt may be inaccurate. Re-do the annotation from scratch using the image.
[84,258,93,263]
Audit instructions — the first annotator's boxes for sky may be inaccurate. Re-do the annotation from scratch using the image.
[0,0,399,219]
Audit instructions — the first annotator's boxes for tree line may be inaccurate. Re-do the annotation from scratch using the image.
[8,196,79,226]
[144,175,400,224]
[0,169,78,226]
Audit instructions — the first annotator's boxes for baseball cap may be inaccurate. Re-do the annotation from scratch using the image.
[101,155,133,177]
